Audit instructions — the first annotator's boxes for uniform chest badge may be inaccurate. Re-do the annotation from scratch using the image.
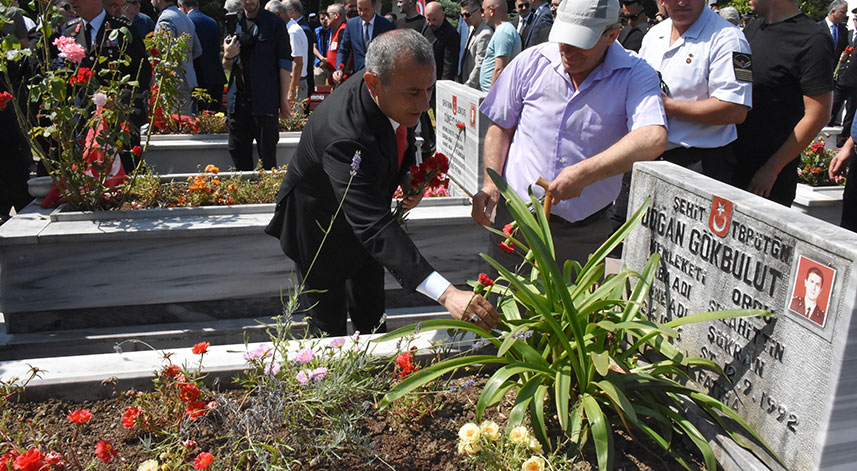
[686,53,693,64]
[74,22,82,34]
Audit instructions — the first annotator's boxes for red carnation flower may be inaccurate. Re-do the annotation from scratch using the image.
[497,241,515,253]
[94,441,117,463]
[192,341,210,355]
[12,449,44,471]
[478,273,494,287]
[149,48,160,56]
[455,122,466,131]
[68,67,92,85]
[193,451,214,470]
[0,91,13,110]
[395,351,416,378]
[67,409,92,424]
[131,145,142,157]
[122,407,141,429]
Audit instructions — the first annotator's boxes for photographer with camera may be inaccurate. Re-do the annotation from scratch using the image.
[222,0,293,170]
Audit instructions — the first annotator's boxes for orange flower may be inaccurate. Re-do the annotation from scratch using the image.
[94,441,117,463]
[122,407,141,429]
[67,409,92,424]
[204,164,219,174]
[193,452,214,470]
[192,342,210,355]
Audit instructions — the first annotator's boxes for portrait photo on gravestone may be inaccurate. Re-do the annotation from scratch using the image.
[788,255,836,328]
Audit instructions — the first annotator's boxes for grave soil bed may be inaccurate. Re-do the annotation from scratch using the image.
[3,376,698,471]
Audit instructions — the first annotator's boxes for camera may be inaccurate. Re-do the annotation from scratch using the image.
[224,13,239,36]
[224,13,256,49]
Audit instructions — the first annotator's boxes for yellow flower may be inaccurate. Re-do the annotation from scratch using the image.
[509,425,530,444]
[136,459,159,471]
[458,422,480,443]
[521,456,545,471]
[479,420,500,441]
[527,436,543,453]
[457,440,482,455]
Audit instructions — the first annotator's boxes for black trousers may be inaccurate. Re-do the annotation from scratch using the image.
[227,97,279,170]
[842,147,857,232]
[831,82,857,147]
[660,144,735,184]
[296,255,388,337]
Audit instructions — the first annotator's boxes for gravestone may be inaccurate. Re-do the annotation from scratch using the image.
[623,162,857,471]
[434,80,489,198]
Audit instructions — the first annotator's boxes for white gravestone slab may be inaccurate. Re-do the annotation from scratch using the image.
[623,162,857,471]
[434,80,489,198]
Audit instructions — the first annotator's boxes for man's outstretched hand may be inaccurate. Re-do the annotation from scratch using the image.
[438,286,500,331]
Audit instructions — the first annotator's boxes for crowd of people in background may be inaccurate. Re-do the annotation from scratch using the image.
[1,0,856,235]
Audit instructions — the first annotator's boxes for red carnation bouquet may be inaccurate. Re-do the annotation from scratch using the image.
[393,151,451,224]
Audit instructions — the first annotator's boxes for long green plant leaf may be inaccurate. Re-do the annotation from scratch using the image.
[665,309,771,328]
[476,362,553,421]
[581,393,613,471]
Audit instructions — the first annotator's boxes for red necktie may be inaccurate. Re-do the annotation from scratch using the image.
[396,124,407,169]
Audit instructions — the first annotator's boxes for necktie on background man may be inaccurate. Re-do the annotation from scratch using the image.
[85,23,93,50]
[396,124,407,168]
[364,21,371,47]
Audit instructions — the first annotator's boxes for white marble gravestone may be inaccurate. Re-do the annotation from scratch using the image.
[434,80,489,198]
[623,162,857,471]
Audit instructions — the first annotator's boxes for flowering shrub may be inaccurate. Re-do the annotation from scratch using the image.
[124,163,287,209]
[799,138,845,187]
[377,170,785,471]
[455,420,555,470]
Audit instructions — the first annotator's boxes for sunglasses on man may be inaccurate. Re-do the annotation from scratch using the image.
[517,2,529,8]
[461,9,481,17]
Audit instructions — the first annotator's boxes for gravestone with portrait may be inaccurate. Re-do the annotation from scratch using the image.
[623,161,857,471]
[434,80,489,198]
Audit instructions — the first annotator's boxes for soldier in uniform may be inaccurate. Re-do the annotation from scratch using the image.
[789,267,827,326]
[63,0,152,171]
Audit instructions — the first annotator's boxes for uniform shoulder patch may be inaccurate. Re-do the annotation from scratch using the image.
[732,52,752,82]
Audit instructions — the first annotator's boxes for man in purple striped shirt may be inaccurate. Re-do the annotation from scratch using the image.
[472,0,667,268]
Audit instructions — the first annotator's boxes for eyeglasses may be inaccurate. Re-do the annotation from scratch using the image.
[625,11,642,20]
[517,2,529,7]
[461,9,480,17]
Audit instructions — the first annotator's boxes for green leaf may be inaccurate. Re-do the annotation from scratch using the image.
[594,379,638,427]
[621,252,660,323]
[371,319,496,344]
[475,362,554,421]
[579,196,651,276]
[663,407,716,471]
[529,384,550,449]
[581,393,613,471]
[378,355,509,409]
[665,309,771,329]
[554,364,572,430]
[591,351,609,377]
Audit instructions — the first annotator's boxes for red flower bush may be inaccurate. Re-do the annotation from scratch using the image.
[395,351,417,378]
[13,448,45,471]
[193,451,214,470]
[68,67,92,86]
[67,409,92,424]
[94,440,117,463]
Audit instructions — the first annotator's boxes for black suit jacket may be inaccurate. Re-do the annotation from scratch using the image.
[819,19,849,61]
[265,71,434,291]
[421,19,460,81]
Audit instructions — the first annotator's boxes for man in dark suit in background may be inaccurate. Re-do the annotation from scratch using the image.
[332,0,395,84]
[179,0,227,111]
[821,0,849,60]
[522,0,551,49]
[64,0,152,171]
[420,1,459,158]
[266,30,498,337]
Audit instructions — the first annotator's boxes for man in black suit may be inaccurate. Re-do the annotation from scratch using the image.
[64,0,152,171]
[821,0,849,61]
[266,29,498,337]
[420,1,459,158]
[522,0,552,49]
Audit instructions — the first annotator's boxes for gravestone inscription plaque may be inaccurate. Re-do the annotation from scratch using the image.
[434,80,488,198]
[623,162,857,471]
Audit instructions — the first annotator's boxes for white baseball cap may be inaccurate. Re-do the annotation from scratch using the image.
[548,0,621,49]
